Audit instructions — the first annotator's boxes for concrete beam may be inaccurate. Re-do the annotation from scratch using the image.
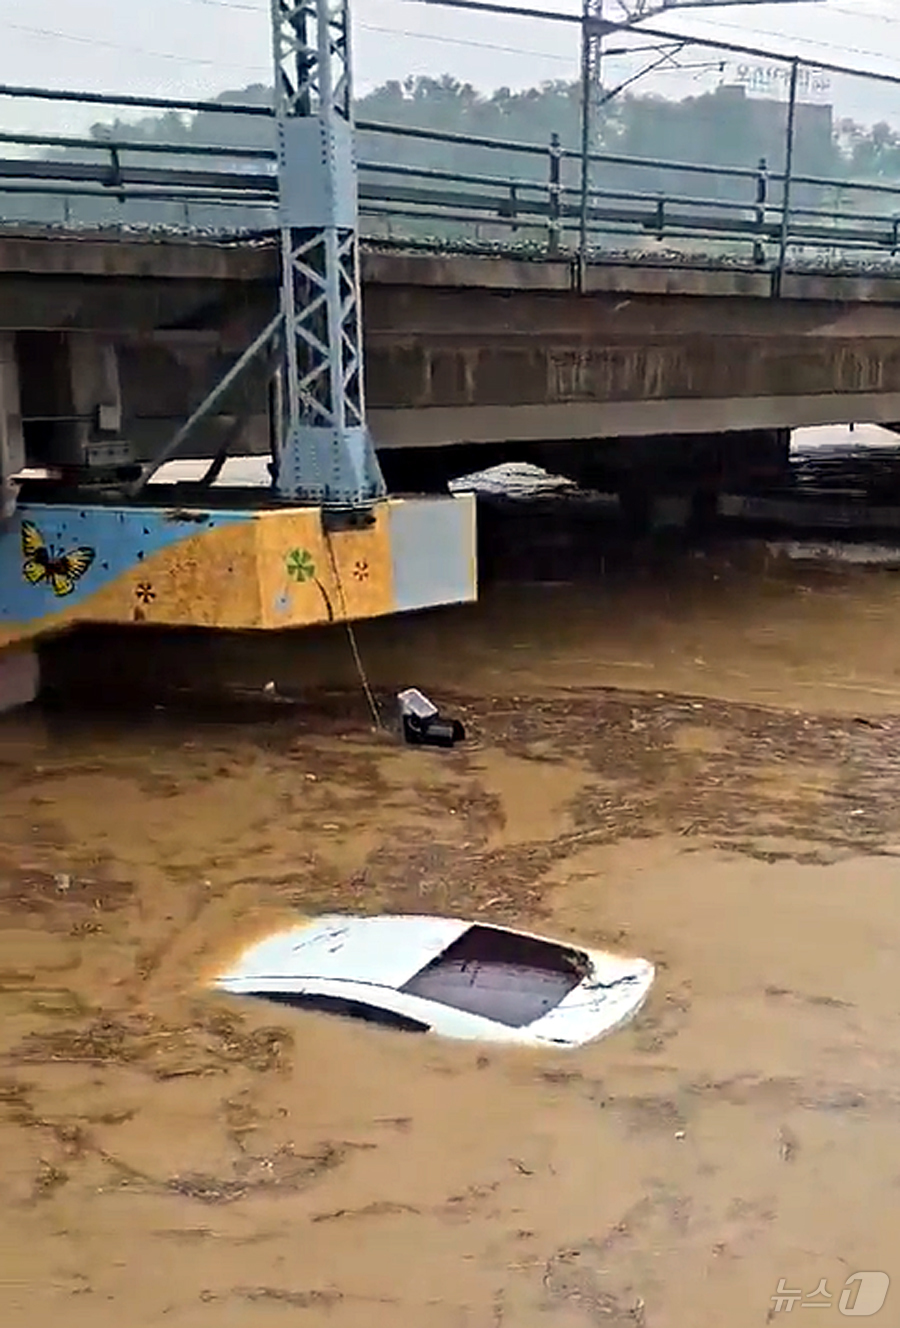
[0,230,277,282]
[0,276,274,333]
[370,392,900,449]
[361,250,574,292]
[363,285,900,340]
[6,230,900,305]
[361,250,900,305]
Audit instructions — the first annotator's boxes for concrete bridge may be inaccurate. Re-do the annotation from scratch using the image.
[4,228,900,494]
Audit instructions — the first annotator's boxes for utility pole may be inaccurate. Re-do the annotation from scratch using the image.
[579,0,604,257]
[581,0,602,253]
[270,0,385,508]
[578,0,825,257]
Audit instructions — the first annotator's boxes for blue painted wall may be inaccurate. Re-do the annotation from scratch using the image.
[0,504,250,627]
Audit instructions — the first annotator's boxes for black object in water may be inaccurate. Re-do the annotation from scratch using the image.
[398,687,465,747]
[402,714,466,748]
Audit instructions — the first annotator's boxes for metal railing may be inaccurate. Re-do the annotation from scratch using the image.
[0,113,898,267]
[0,20,899,280]
[357,128,900,259]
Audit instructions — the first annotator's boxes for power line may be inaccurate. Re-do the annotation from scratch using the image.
[162,0,900,49]
[825,1,899,22]
[106,0,267,10]
[9,0,895,86]
[9,0,900,70]
[0,11,719,100]
[403,0,900,94]
[356,18,731,84]
[661,9,900,72]
[0,18,269,72]
[97,0,900,25]
[4,0,900,101]
[178,0,266,8]
[356,21,576,62]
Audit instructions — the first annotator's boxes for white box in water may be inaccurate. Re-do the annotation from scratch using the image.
[397,688,439,722]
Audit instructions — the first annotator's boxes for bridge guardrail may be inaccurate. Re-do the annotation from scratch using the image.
[0,75,898,273]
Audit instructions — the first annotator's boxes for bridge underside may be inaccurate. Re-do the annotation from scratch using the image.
[363,261,900,468]
[2,240,900,492]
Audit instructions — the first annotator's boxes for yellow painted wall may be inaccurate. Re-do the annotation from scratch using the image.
[255,506,394,628]
[1,502,398,647]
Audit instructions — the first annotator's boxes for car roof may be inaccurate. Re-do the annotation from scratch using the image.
[218,913,472,990]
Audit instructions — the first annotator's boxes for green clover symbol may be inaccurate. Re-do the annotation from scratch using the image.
[286,548,316,583]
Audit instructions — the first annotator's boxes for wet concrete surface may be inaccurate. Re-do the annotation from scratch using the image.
[7,444,900,1324]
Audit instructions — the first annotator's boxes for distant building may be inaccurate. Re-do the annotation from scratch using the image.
[714,84,834,174]
[601,81,837,233]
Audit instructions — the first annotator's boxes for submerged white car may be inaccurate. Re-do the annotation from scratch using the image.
[215,914,654,1048]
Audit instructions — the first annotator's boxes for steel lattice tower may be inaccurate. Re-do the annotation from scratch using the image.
[270,0,385,507]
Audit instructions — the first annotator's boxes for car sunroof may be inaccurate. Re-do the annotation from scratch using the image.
[399,925,588,1028]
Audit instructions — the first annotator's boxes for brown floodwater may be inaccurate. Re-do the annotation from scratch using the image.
[5,535,900,1326]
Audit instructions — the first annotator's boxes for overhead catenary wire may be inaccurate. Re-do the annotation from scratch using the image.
[8,0,898,90]
[3,0,899,90]
[0,18,269,73]
[403,0,900,91]
[356,21,577,62]
[4,0,898,106]
[663,8,900,71]
[356,21,706,67]
[601,0,900,31]
[826,3,900,22]
[0,8,718,81]
[88,0,900,35]
[165,0,900,25]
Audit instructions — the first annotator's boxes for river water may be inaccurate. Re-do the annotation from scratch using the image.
[4,427,900,1325]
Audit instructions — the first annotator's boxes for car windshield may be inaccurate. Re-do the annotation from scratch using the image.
[400,926,589,1028]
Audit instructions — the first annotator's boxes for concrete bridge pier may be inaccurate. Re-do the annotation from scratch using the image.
[18,331,130,476]
[556,428,794,534]
[379,428,793,540]
[0,331,23,520]
[0,644,39,713]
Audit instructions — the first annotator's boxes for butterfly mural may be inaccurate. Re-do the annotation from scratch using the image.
[21,520,96,598]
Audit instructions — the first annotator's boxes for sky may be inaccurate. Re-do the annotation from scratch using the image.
[1,0,900,135]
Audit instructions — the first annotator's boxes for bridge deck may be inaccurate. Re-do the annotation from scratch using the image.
[2,227,900,304]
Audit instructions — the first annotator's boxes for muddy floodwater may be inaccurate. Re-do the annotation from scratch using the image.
[7,528,900,1325]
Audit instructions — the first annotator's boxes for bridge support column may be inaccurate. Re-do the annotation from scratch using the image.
[0,332,23,521]
[20,332,128,473]
[0,644,39,714]
[271,0,385,506]
[63,334,127,469]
